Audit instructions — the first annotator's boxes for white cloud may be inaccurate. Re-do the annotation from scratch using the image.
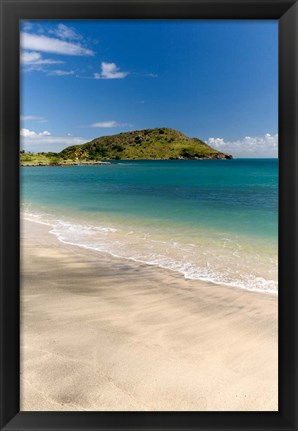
[21,128,51,137]
[207,133,278,158]
[20,51,64,65]
[94,62,129,79]
[91,121,120,128]
[90,121,132,128]
[20,128,86,152]
[49,23,83,41]
[21,32,94,56]
[47,69,75,76]
[20,115,47,123]
[20,128,36,138]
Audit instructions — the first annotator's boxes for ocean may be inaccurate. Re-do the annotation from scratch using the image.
[21,159,278,294]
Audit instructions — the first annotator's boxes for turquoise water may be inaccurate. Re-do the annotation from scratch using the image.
[21,159,278,293]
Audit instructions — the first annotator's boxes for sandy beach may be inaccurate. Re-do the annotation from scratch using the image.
[20,219,278,411]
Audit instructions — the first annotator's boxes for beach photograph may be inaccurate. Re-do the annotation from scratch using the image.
[20,20,278,411]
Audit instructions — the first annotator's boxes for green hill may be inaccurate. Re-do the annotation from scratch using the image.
[20,128,232,165]
[59,128,232,161]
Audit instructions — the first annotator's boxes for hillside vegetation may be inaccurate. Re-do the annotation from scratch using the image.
[20,128,232,165]
[60,128,232,160]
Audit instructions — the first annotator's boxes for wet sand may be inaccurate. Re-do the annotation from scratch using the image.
[20,219,278,411]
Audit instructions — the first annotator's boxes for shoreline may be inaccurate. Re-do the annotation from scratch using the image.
[22,211,278,296]
[21,219,278,411]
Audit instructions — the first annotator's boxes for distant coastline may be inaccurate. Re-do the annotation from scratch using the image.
[20,158,231,167]
[21,160,112,167]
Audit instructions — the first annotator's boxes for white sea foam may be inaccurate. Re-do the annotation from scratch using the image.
[22,209,278,295]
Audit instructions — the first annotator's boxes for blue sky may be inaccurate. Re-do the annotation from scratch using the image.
[20,20,278,157]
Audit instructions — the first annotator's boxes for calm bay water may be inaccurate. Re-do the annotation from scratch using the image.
[21,159,278,293]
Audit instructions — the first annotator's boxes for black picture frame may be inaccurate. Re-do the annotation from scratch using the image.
[0,0,297,430]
